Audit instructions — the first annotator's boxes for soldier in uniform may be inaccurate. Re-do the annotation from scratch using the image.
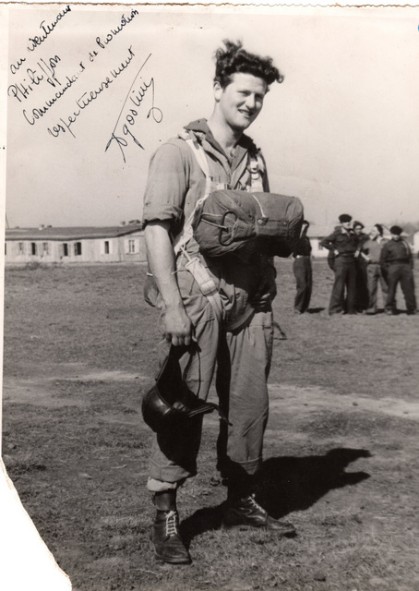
[142,41,296,566]
[292,220,312,313]
[353,221,369,312]
[320,214,359,315]
[380,225,417,315]
[360,224,388,314]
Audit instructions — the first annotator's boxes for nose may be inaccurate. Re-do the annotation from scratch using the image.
[245,94,257,110]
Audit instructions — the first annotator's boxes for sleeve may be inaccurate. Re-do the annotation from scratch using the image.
[319,232,336,251]
[142,141,189,228]
[380,243,389,267]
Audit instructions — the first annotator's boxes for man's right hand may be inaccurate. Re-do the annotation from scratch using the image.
[164,304,194,347]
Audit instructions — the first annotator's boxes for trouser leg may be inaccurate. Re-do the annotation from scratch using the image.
[293,259,308,312]
[345,261,357,314]
[399,265,417,313]
[304,260,313,312]
[380,269,388,304]
[216,311,273,496]
[148,284,220,488]
[329,259,346,314]
[385,265,400,313]
[356,261,369,311]
[366,264,379,312]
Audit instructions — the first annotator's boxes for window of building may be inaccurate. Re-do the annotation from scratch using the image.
[104,240,110,254]
[74,242,82,256]
[62,243,69,257]
[127,239,136,254]
[31,242,37,255]
[5,243,7,255]
[42,242,49,255]
[18,242,25,255]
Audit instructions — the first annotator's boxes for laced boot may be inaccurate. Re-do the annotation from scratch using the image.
[150,491,191,564]
[222,493,296,537]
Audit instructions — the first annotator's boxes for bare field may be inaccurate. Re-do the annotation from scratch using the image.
[2,260,419,591]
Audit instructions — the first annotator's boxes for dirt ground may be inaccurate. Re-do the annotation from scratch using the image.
[2,261,419,591]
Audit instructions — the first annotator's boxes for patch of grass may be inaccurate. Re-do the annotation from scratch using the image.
[3,261,419,591]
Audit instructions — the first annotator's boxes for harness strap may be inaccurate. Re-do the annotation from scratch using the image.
[174,129,224,321]
[173,130,213,256]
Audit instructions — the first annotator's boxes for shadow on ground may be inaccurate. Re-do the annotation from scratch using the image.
[180,447,371,545]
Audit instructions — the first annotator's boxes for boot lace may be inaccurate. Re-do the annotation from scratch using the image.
[247,494,266,514]
[165,510,179,537]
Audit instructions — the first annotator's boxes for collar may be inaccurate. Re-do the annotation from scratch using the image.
[184,118,258,159]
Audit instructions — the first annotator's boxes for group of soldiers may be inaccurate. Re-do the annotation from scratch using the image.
[292,214,417,316]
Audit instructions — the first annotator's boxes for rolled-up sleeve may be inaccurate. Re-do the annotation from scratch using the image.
[142,142,189,227]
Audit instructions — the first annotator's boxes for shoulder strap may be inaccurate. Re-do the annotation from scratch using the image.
[173,129,224,322]
[173,129,213,255]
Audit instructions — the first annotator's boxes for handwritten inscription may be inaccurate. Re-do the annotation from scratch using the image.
[8,55,62,102]
[47,46,136,139]
[8,9,142,140]
[96,11,139,49]
[105,54,163,162]
[27,5,72,52]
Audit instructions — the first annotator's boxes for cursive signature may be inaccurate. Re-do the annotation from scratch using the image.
[105,53,163,163]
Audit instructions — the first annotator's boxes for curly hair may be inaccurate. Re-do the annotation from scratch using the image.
[214,40,283,88]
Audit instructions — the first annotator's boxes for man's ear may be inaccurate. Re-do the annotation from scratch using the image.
[213,80,223,102]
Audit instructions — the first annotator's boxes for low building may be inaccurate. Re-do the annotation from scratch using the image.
[5,224,146,265]
[306,225,331,259]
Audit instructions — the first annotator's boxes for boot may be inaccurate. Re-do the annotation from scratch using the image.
[222,493,296,537]
[150,491,191,564]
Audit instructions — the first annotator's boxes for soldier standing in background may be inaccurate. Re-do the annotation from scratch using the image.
[380,225,417,315]
[353,221,369,312]
[320,214,358,315]
[292,220,312,314]
[360,224,388,314]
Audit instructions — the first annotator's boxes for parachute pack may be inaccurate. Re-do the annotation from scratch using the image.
[192,188,304,258]
[174,129,304,259]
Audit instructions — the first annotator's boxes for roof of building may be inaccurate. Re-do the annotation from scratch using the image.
[6,224,143,241]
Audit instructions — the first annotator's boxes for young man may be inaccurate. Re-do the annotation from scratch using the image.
[292,220,312,314]
[142,41,295,565]
[380,225,417,315]
[320,214,359,315]
[360,224,388,314]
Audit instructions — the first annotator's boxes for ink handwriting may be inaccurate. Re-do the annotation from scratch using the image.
[47,46,135,139]
[27,5,72,52]
[96,10,139,49]
[105,54,163,162]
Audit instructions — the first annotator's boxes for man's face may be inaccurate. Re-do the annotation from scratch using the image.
[391,233,401,241]
[214,72,268,132]
[341,221,352,231]
[369,226,379,239]
[353,225,363,236]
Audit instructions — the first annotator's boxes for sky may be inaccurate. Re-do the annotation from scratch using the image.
[4,4,419,231]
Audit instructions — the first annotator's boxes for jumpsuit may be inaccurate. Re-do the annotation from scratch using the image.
[142,119,277,491]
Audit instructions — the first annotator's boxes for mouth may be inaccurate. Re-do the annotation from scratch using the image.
[238,110,254,119]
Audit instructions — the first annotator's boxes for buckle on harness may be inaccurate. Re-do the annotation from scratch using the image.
[184,256,217,297]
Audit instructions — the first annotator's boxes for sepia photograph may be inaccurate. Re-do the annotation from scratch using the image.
[1,2,419,590]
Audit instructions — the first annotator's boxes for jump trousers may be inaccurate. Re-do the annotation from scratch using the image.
[385,263,417,314]
[329,256,357,315]
[148,265,273,491]
[293,256,312,313]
